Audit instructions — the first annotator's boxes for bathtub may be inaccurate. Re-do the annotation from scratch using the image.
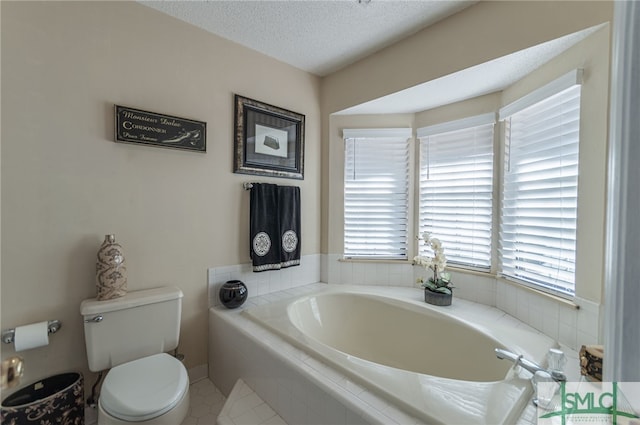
[242,284,558,424]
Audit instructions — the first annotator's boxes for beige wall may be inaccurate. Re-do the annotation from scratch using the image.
[0,0,614,396]
[322,1,612,115]
[414,93,501,129]
[326,21,611,303]
[0,1,321,390]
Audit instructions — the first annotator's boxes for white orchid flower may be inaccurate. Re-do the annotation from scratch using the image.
[415,232,448,286]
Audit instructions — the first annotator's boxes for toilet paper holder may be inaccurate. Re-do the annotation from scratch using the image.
[1,320,62,345]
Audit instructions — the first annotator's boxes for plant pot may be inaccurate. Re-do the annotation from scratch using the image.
[424,288,452,306]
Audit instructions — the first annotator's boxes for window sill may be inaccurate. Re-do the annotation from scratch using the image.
[437,266,580,310]
[446,265,494,278]
[336,257,580,310]
[339,257,411,265]
[496,276,579,310]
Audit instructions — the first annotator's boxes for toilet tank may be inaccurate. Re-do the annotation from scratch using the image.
[80,286,183,372]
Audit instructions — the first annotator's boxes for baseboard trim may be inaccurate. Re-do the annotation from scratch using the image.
[188,363,209,384]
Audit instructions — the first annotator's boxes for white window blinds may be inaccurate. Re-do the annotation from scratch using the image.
[418,115,494,269]
[344,128,411,259]
[499,80,581,296]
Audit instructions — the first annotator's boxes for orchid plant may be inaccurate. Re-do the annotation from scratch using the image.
[414,232,453,295]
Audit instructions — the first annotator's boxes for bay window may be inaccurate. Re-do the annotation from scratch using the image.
[342,69,583,297]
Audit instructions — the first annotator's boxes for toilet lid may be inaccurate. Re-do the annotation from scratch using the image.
[100,353,189,422]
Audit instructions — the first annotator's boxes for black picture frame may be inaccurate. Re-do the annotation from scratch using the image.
[234,95,305,180]
[115,105,206,152]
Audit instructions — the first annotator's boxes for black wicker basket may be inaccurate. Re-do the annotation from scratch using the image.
[1,372,84,425]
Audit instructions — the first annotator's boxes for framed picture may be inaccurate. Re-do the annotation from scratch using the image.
[115,105,206,152]
[234,95,305,180]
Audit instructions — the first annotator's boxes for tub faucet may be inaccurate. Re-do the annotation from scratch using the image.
[495,348,567,382]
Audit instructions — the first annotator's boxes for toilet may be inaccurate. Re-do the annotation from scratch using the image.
[80,287,189,424]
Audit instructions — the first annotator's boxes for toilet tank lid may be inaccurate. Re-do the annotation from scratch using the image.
[81,286,183,315]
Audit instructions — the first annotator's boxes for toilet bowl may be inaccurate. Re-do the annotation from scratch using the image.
[98,354,189,424]
[80,287,189,425]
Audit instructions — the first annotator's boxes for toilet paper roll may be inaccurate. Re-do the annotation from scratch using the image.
[14,321,49,352]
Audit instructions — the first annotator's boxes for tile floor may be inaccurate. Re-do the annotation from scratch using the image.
[182,378,287,425]
[85,377,281,425]
[216,379,287,425]
[180,378,227,425]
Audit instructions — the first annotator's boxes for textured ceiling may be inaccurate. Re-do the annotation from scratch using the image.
[139,0,475,76]
[139,1,601,113]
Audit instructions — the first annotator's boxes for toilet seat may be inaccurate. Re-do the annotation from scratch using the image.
[100,353,189,422]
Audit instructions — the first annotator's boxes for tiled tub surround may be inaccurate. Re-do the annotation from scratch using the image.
[208,254,322,307]
[209,283,581,425]
[326,254,603,352]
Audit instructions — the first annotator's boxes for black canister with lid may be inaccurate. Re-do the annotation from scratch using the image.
[219,280,248,309]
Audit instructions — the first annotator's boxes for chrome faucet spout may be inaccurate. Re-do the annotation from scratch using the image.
[495,348,566,382]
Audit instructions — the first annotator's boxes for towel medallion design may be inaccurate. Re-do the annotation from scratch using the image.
[282,230,298,253]
[253,232,271,257]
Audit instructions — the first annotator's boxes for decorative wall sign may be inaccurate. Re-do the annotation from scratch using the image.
[115,105,206,152]
[234,95,305,180]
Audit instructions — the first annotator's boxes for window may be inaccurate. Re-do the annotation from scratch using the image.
[343,128,411,259]
[499,70,582,296]
[417,114,495,270]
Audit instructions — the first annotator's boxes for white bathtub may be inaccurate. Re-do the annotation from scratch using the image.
[243,284,558,424]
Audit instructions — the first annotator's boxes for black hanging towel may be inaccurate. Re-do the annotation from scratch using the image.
[250,183,281,271]
[250,183,301,272]
[278,185,301,268]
